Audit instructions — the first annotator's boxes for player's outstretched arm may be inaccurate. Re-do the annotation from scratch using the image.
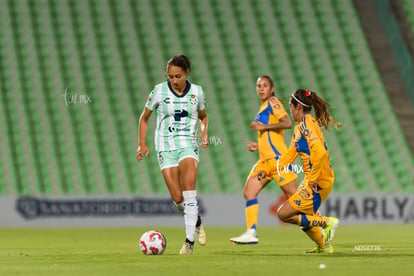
[136,107,152,161]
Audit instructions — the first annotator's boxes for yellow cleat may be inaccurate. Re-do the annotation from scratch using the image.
[305,244,334,254]
[324,217,340,245]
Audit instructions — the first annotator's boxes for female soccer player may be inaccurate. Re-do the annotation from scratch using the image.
[277,89,341,253]
[230,75,298,244]
[136,55,208,255]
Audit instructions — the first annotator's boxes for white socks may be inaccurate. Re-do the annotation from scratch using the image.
[183,190,198,242]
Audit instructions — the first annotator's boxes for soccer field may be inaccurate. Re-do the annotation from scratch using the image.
[1,225,413,276]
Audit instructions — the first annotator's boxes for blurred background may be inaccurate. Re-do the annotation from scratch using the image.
[0,0,413,202]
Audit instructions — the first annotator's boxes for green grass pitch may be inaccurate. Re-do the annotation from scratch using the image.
[1,225,413,275]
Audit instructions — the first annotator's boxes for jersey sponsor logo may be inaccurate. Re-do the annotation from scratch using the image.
[168,126,191,133]
[163,97,187,105]
[174,109,188,121]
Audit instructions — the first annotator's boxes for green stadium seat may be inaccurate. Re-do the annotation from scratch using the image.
[0,0,413,196]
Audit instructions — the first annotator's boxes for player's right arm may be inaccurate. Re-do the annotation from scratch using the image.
[250,115,291,131]
[136,107,152,161]
[137,86,160,161]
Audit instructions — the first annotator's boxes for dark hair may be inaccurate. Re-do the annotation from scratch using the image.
[259,75,275,87]
[291,89,342,130]
[167,55,191,73]
[258,75,275,96]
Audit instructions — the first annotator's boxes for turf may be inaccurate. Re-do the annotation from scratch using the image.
[1,225,413,275]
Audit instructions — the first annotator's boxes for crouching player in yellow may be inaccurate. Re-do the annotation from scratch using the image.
[276,89,341,253]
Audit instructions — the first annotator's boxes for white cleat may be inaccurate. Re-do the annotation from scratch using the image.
[195,222,207,246]
[179,240,194,255]
[230,229,259,244]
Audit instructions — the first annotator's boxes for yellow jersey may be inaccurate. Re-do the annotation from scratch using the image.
[278,113,334,187]
[255,96,288,160]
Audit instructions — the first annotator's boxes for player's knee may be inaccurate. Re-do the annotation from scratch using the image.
[243,190,258,201]
[277,204,289,222]
[243,189,250,200]
[243,183,260,200]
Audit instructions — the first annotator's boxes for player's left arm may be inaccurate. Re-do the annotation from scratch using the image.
[198,109,209,148]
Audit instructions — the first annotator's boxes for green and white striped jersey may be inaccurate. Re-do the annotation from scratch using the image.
[145,81,206,152]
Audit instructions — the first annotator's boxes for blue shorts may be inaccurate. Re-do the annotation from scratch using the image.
[157,147,200,170]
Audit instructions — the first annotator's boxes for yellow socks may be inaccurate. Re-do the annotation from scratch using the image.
[245,199,259,230]
[299,213,329,228]
[302,226,325,247]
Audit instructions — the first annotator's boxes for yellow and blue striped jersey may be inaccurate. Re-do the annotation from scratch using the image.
[255,96,288,160]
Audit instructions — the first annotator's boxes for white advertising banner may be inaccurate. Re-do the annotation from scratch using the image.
[0,193,413,227]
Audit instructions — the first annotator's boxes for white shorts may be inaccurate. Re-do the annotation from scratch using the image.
[157,147,199,170]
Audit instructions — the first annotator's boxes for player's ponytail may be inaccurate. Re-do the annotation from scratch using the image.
[291,89,342,130]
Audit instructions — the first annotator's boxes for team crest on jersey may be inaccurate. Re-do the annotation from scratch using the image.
[294,200,301,206]
[190,95,197,105]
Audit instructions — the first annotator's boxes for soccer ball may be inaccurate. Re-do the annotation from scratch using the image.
[139,230,167,255]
